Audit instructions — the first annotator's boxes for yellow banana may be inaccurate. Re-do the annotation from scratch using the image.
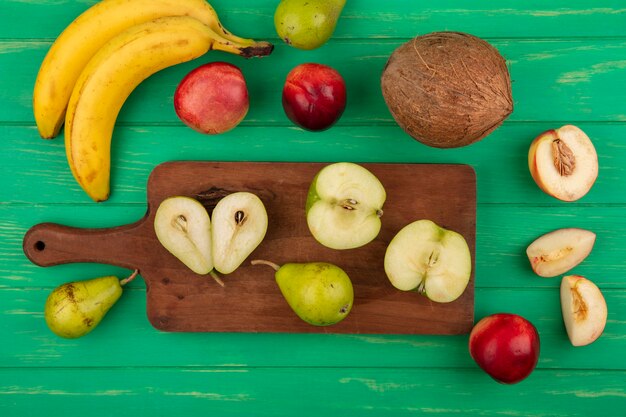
[34,0,272,139]
[65,16,272,202]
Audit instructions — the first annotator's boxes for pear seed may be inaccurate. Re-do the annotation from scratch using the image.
[235,210,247,225]
[172,215,187,233]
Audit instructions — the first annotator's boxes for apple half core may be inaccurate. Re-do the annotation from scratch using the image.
[384,220,472,303]
[306,163,386,250]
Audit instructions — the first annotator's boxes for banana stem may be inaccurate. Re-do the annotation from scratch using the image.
[120,269,139,286]
[251,259,280,272]
[209,270,225,287]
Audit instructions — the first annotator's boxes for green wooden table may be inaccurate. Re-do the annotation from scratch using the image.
[2,1,625,415]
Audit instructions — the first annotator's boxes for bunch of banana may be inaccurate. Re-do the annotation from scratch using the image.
[33,0,273,202]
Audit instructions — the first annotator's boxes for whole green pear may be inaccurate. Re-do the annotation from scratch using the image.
[253,260,354,325]
[274,0,347,50]
[44,272,137,338]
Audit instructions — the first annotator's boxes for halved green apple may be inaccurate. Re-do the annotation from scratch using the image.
[306,162,386,250]
[384,219,471,303]
[212,192,268,274]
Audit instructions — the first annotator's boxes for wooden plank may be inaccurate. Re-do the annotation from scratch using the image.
[3,39,626,125]
[1,1,624,415]
[0,123,624,205]
[0,287,624,370]
[4,204,625,290]
[22,162,476,334]
[1,368,625,417]
[3,0,626,39]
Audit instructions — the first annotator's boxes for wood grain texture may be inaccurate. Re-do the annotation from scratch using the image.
[1,368,625,417]
[3,0,626,39]
[3,40,626,125]
[23,162,476,334]
[2,0,625,415]
[1,287,624,369]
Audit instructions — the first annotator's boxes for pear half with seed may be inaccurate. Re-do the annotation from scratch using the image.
[154,196,213,275]
[212,192,268,274]
[384,219,471,303]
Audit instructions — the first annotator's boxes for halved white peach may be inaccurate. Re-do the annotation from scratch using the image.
[528,125,598,202]
[561,275,607,347]
[526,228,596,278]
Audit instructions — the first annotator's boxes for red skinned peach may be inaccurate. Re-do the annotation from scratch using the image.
[469,313,540,384]
[282,63,346,131]
[174,62,249,134]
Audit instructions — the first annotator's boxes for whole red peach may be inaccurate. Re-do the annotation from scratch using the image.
[282,63,346,131]
[469,313,540,384]
[174,62,248,134]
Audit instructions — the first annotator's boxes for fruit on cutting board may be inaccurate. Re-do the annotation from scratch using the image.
[154,196,214,275]
[381,31,513,148]
[34,0,273,139]
[45,271,138,338]
[469,313,540,384]
[282,63,347,131]
[528,125,598,202]
[64,16,272,202]
[306,162,385,249]
[212,192,268,274]
[274,0,346,50]
[174,62,249,134]
[252,260,353,326]
[561,275,607,346]
[526,228,596,278]
[384,219,471,303]
[155,193,268,283]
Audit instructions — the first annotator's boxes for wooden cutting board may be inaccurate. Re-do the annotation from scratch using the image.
[23,161,476,334]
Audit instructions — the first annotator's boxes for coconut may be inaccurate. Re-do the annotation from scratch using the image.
[381,31,513,148]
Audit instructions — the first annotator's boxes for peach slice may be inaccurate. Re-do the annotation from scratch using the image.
[560,275,607,346]
[526,228,596,277]
[528,125,598,202]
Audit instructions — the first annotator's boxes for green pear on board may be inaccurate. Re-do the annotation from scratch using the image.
[252,260,353,326]
[274,0,346,50]
[44,271,138,338]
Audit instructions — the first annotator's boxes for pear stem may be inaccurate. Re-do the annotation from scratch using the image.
[251,259,280,272]
[120,269,139,286]
[209,270,226,287]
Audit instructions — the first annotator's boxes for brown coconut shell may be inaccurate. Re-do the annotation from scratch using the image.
[381,32,513,148]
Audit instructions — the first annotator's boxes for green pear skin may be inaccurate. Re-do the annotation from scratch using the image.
[44,276,123,338]
[275,262,354,326]
[274,0,346,50]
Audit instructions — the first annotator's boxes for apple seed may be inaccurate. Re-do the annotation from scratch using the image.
[552,139,576,176]
[340,199,358,210]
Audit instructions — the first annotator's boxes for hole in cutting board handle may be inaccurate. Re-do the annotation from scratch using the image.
[34,241,46,251]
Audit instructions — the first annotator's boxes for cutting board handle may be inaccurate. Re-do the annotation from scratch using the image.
[23,221,146,270]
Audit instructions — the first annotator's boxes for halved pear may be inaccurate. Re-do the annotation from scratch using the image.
[306,162,386,250]
[526,228,596,278]
[154,196,213,275]
[560,275,607,346]
[384,219,471,303]
[212,192,268,274]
